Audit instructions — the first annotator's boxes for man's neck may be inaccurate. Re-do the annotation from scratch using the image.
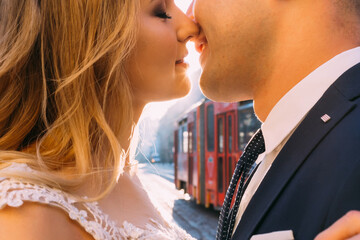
[252,10,360,122]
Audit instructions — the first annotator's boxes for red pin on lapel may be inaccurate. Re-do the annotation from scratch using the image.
[321,114,331,123]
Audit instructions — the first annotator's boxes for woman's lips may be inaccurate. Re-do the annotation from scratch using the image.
[175,59,189,68]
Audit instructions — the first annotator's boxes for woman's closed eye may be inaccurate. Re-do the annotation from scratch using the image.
[153,1,172,20]
[156,11,172,19]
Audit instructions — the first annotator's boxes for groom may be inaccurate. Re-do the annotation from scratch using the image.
[189,0,360,239]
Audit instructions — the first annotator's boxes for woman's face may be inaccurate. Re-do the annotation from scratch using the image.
[127,0,199,104]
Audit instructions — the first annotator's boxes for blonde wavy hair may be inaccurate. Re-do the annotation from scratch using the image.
[0,0,139,200]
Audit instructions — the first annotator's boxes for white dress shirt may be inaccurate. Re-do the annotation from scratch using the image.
[232,46,360,235]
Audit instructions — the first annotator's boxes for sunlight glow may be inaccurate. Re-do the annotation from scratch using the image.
[174,0,192,13]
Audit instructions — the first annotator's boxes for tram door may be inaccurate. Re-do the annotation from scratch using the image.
[174,130,179,189]
[216,114,226,205]
[225,111,236,188]
[216,112,237,206]
[188,122,194,196]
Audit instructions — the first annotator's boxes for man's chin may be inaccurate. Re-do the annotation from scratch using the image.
[200,78,233,102]
[200,67,223,100]
[200,72,252,102]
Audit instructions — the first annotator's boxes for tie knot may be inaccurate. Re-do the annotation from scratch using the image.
[244,129,265,155]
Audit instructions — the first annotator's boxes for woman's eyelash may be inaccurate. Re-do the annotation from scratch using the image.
[156,11,172,19]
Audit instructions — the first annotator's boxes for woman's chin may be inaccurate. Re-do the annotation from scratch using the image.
[166,89,191,101]
[176,78,192,97]
[157,84,191,102]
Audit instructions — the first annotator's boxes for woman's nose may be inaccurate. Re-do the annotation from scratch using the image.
[177,7,199,43]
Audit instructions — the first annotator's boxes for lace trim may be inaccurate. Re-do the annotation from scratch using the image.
[0,163,195,240]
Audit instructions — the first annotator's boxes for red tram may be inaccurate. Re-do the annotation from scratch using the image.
[174,99,261,209]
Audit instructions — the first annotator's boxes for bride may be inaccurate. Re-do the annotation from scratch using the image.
[0,0,198,239]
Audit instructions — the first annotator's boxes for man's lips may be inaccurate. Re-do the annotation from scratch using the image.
[195,37,208,54]
[195,43,204,53]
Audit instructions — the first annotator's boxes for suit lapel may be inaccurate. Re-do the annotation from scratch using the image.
[232,63,360,239]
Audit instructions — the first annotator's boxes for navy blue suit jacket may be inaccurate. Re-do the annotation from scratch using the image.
[232,62,360,240]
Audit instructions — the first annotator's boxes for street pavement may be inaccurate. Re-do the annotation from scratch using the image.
[138,163,219,240]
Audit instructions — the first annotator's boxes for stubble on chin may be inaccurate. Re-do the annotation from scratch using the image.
[200,65,255,102]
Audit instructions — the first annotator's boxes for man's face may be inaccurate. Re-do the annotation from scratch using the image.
[192,0,275,102]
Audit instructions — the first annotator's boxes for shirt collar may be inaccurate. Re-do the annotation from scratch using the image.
[261,46,360,154]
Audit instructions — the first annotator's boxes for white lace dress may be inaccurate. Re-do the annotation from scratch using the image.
[0,163,195,240]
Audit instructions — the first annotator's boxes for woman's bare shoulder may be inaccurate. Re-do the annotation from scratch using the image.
[0,202,93,240]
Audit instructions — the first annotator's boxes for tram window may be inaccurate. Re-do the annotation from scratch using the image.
[246,114,260,143]
[183,126,188,153]
[207,105,215,151]
[228,115,233,153]
[238,109,261,150]
[189,130,193,153]
[242,111,254,150]
[174,130,178,154]
[178,126,183,153]
[193,112,197,152]
[218,157,224,193]
[218,118,224,153]
[228,157,233,182]
[238,111,247,150]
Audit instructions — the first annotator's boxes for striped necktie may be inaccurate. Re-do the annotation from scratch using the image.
[216,129,265,240]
